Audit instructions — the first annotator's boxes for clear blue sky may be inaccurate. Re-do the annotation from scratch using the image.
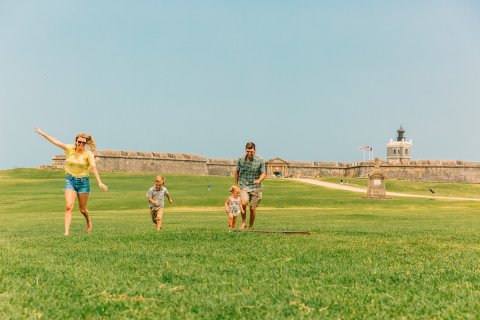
[1,1,479,169]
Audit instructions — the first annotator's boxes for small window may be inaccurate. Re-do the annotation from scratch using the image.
[393,149,397,155]
[405,149,409,155]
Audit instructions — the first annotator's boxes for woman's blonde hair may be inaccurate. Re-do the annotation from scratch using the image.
[229,185,240,193]
[75,133,96,151]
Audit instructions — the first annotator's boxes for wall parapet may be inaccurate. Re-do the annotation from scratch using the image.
[95,150,207,162]
[50,150,480,183]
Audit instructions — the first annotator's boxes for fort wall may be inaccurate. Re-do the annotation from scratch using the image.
[207,158,237,176]
[50,151,480,183]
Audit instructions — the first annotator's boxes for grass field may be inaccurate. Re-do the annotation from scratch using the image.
[1,169,480,319]
[321,176,480,198]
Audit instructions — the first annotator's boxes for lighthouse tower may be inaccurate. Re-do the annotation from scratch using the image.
[387,126,412,161]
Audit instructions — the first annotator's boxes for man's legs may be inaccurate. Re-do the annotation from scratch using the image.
[249,206,256,228]
[240,189,249,229]
[248,189,262,229]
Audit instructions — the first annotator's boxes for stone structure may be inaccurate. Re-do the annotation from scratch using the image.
[49,151,480,183]
[367,159,386,199]
[51,150,236,176]
[267,158,289,177]
[387,126,412,161]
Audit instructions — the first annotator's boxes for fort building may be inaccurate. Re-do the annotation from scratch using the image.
[49,152,480,184]
[46,127,480,183]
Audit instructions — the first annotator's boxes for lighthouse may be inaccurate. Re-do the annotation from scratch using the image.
[387,126,412,161]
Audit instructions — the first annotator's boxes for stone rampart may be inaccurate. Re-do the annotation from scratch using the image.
[50,150,480,183]
[332,160,480,183]
[52,150,209,175]
[206,158,236,176]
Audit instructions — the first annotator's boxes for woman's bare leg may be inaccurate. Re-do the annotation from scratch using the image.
[64,190,76,236]
[77,193,92,233]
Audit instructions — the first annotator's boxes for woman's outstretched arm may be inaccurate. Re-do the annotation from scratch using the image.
[34,127,67,150]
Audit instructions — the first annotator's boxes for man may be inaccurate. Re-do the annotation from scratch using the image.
[234,142,266,229]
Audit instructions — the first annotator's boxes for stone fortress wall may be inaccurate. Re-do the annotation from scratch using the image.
[50,150,480,183]
[281,159,480,183]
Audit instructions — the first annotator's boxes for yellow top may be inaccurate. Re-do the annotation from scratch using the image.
[64,144,96,177]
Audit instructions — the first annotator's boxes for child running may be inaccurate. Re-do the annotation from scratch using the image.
[224,185,244,230]
[146,176,173,231]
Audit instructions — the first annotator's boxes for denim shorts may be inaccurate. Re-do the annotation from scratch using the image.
[64,174,90,194]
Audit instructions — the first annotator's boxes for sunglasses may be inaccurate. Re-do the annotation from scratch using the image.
[77,141,87,145]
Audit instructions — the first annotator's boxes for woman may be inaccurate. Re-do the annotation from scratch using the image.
[35,127,108,236]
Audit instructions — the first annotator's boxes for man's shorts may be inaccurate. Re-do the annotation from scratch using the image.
[240,188,263,208]
[150,207,164,223]
[64,174,90,194]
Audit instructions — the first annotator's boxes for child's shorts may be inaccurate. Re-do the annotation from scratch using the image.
[150,207,164,223]
[64,174,90,194]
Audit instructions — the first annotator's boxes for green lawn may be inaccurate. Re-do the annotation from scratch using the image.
[1,169,480,319]
[321,176,480,198]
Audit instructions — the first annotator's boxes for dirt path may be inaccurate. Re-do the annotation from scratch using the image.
[292,178,480,201]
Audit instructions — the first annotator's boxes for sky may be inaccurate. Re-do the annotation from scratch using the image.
[1,1,480,169]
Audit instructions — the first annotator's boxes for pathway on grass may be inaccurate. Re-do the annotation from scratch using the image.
[292,178,480,201]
